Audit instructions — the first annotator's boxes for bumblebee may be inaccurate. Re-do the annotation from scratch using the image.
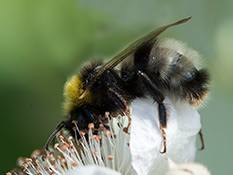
[44,17,209,153]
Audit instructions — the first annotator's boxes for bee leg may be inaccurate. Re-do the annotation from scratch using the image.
[158,103,167,154]
[198,129,205,150]
[108,88,127,111]
[108,88,131,133]
[137,70,167,153]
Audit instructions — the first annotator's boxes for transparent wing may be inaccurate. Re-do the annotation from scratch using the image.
[94,17,191,78]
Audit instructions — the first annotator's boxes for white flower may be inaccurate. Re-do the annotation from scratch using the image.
[130,97,201,175]
[8,97,205,175]
[69,165,122,175]
[166,158,210,175]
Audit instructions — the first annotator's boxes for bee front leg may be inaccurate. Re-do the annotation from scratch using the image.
[108,88,131,133]
[108,88,128,112]
[137,70,167,153]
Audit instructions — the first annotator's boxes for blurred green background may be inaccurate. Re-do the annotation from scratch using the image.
[1,0,233,174]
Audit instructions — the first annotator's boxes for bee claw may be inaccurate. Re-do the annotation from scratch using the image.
[160,129,167,154]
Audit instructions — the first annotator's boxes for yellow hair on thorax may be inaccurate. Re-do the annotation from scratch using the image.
[63,75,92,114]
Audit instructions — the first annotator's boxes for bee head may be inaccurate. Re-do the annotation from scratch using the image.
[63,61,103,114]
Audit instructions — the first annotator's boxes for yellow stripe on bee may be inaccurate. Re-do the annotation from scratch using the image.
[63,75,92,114]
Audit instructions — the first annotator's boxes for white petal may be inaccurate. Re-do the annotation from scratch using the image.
[68,165,123,175]
[130,97,201,175]
[166,158,210,175]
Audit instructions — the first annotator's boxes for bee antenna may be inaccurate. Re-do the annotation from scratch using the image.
[44,122,65,152]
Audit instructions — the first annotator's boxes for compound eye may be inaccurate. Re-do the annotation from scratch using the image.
[85,78,89,86]
[85,65,103,88]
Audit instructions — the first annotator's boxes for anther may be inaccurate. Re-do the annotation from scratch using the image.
[58,135,64,141]
[23,169,27,173]
[56,155,62,161]
[71,162,78,167]
[72,120,78,125]
[34,158,39,164]
[61,158,67,164]
[32,155,37,160]
[67,136,73,142]
[31,149,41,157]
[50,158,56,165]
[99,124,105,131]
[24,158,32,163]
[44,166,50,171]
[60,144,68,152]
[70,148,75,153]
[105,130,111,137]
[80,131,85,137]
[54,143,59,150]
[88,123,94,129]
[108,155,114,160]
[78,139,83,144]
[105,112,110,118]
[123,127,129,133]
[47,153,53,159]
[22,163,28,168]
[17,157,24,167]
[35,165,41,170]
[63,142,70,147]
